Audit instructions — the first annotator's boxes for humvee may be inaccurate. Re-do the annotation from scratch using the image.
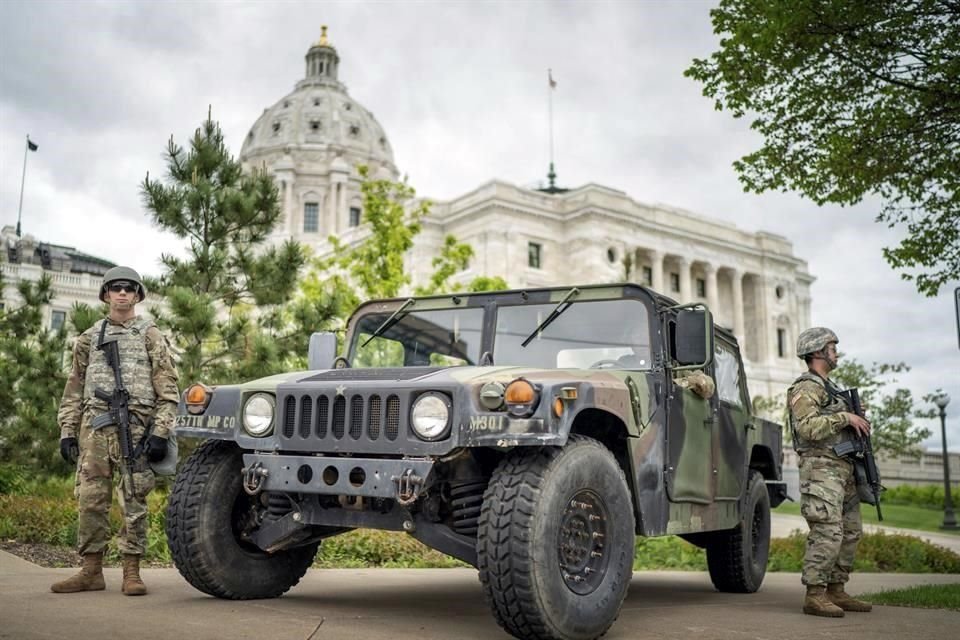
[167,283,786,640]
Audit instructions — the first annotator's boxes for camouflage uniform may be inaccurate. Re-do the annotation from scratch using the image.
[787,372,861,587]
[58,316,179,556]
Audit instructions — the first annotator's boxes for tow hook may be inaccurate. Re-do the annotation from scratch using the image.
[392,468,424,506]
[242,462,269,496]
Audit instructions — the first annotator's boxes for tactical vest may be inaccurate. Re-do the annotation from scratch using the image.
[788,371,853,455]
[83,318,157,410]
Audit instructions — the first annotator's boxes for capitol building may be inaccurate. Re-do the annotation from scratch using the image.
[237,29,813,399]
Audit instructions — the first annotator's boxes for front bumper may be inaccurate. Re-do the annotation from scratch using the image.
[242,452,435,503]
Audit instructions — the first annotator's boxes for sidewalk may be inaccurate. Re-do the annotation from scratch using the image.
[771,512,960,553]
[1,550,958,640]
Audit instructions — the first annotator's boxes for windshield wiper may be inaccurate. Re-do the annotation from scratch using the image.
[361,298,416,347]
[520,287,580,347]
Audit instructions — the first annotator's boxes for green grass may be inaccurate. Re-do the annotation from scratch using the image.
[861,583,960,610]
[775,500,960,535]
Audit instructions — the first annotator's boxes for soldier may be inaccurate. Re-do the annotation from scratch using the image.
[51,266,179,596]
[788,327,873,617]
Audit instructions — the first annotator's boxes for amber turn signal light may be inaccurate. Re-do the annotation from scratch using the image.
[552,397,564,418]
[505,379,536,404]
[184,383,212,414]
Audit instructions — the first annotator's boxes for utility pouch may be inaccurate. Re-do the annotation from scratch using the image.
[852,460,877,506]
[149,428,179,476]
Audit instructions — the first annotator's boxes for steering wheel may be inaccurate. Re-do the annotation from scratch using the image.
[588,359,621,369]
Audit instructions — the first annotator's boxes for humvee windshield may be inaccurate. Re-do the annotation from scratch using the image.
[348,297,653,370]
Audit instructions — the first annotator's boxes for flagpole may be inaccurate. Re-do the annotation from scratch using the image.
[547,69,556,191]
[16,135,30,237]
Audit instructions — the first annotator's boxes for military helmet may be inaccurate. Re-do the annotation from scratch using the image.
[796,327,838,359]
[99,265,146,302]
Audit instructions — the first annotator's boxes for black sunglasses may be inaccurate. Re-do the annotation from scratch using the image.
[108,282,138,294]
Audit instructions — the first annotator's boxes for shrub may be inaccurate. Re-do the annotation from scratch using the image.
[883,484,960,509]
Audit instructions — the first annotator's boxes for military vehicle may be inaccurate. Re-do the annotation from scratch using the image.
[167,283,786,640]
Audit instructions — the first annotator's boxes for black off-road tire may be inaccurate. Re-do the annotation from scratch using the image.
[166,440,319,599]
[705,470,770,593]
[477,436,635,640]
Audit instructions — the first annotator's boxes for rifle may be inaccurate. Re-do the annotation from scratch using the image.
[831,388,883,520]
[90,323,142,499]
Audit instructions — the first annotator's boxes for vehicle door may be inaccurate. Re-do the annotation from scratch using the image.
[712,339,749,500]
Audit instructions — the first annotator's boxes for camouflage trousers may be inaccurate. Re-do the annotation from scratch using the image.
[799,454,862,586]
[74,419,155,557]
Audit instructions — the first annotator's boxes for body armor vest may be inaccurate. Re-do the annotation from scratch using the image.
[789,371,853,455]
[83,318,157,411]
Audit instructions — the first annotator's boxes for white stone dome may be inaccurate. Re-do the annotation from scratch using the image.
[240,28,396,175]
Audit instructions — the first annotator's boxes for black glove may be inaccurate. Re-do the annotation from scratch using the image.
[60,437,79,465]
[145,435,168,463]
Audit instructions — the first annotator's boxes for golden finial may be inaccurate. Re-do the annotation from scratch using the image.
[318,25,330,47]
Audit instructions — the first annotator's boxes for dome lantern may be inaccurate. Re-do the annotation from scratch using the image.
[303,26,341,88]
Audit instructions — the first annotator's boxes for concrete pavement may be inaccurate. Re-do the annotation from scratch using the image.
[771,512,960,553]
[2,548,958,640]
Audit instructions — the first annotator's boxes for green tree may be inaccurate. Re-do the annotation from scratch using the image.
[141,109,309,384]
[301,166,509,337]
[0,273,69,473]
[831,357,933,456]
[756,354,933,456]
[686,0,960,296]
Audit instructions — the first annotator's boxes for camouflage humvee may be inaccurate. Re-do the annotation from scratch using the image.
[167,283,786,640]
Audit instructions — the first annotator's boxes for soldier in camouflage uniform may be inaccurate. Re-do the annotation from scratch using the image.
[51,266,179,596]
[787,327,873,617]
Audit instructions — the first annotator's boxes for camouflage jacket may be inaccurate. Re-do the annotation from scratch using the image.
[787,371,852,458]
[57,316,180,440]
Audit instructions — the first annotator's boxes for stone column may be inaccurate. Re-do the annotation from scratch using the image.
[705,264,719,314]
[650,250,663,293]
[337,181,347,230]
[326,184,338,233]
[678,257,691,303]
[731,269,745,347]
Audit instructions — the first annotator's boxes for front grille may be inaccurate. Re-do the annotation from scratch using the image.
[332,396,346,439]
[386,395,400,441]
[316,396,329,438]
[368,395,381,440]
[276,389,449,454]
[299,397,313,438]
[349,395,363,439]
[283,397,296,438]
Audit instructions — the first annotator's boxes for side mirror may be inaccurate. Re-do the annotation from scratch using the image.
[307,332,337,370]
[673,306,714,370]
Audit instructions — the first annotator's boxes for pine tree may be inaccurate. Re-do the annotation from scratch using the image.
[0,273,71,473]
[141,109,309,384]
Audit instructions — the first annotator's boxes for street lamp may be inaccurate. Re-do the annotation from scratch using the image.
[934,393,958,530]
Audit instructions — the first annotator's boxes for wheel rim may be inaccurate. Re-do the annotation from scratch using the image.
[558,489,610,595]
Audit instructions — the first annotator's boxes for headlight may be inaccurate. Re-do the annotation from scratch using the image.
[242,393,275,437]
[411,393,451,440]
[505,378,540,418]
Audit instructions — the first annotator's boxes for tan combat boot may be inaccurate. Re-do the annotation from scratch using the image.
[827,583,873,612]
[121,554,147,596]
[803,585,845,617]
[51,552,106,593]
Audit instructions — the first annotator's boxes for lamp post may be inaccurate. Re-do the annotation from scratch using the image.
[934,394,958,530]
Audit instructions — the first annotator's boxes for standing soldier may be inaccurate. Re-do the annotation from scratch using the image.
[788,327,873,617]
[52,266,179,596]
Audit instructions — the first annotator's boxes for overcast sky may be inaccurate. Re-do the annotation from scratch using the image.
[1,1,957,451]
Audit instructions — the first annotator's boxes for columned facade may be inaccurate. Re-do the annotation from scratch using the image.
[419,182,815,398]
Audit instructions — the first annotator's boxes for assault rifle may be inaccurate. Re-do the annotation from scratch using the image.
[90,327,139,499]
[831,388,883,520]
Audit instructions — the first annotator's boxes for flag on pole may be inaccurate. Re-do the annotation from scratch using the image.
[548,69,557,89]
[27,138,38,152]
